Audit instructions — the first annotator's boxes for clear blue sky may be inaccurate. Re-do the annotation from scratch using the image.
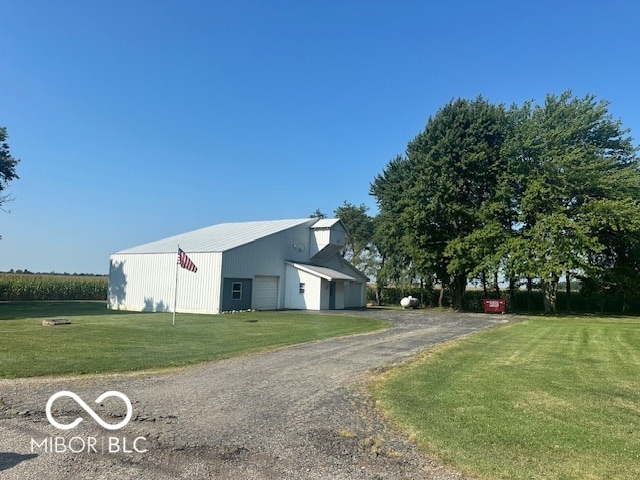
[1,0,639,274]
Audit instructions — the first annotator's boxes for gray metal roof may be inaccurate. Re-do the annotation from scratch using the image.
[311,218,342,229]
[286,262,357,281]
[115,218,319,254]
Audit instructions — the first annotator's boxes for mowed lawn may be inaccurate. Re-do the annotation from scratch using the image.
[371,317,640,480]
[0,301,387,378]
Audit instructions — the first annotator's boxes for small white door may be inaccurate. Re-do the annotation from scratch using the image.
[253,276,279,310]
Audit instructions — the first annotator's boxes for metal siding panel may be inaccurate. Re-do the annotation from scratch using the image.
[107,253,175,311]
[285,265,322,310]
[222,238,282,278]
[221,278,252,311]
[320,279,330,310]
[107,252,222,314]
[335,281,345,309]
[178,252,223,313]
[330,224,347,248]
[284,264,300,309]
[306,274,322,310]
[222,223,313,278]
[107,254,129,308]
[309,229,329,257]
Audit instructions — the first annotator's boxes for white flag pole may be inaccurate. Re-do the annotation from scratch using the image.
[173,245,180,326]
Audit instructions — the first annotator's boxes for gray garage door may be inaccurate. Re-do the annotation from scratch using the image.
[253,276,279,310]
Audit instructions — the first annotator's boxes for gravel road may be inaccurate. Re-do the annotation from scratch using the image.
[0,309,509,479]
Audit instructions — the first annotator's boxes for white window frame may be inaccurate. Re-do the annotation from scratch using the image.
[232,282,242,300]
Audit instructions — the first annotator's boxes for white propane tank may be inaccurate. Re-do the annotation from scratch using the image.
[400,296,419,308]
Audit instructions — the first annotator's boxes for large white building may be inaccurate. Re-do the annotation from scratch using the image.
[107,218,368,314]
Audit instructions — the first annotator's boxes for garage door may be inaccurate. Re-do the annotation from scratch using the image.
[253,276,279,310]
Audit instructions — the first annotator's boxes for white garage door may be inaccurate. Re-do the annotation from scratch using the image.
[253,276,279,310]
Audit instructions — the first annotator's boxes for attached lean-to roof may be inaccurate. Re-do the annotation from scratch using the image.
[286,262,357,281]
[115,218,318,254]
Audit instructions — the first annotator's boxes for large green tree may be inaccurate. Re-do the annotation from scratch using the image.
[334,201,375,272]
[0,126,19,219]
[372,91,640,313]
[371,153,445,305]
[504,92,639,312]
[372,97,510,310]
[582,198,640,312]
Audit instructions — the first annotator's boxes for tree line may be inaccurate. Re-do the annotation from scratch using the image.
[333,91,640,313]
[1,270,107,276]
[4,91,640,312]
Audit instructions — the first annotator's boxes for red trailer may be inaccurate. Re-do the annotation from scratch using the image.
[482,298,506,313]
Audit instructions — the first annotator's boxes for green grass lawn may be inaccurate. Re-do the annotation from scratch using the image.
[371,316,640,480]
[0,301,387,378]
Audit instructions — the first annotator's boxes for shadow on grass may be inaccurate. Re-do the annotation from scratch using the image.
[0,301,128,321]
[0,452,38,471]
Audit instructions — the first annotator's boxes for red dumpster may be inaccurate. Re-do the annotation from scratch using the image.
[482,298,506,314]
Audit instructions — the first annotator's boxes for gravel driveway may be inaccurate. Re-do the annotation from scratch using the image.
[0,309,509,479]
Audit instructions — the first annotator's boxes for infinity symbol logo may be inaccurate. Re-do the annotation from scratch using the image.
[46,391,133,431]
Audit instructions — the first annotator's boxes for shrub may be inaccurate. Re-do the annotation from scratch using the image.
[367,285,640,315]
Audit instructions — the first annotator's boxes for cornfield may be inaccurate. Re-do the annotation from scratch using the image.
[0,274,108,301]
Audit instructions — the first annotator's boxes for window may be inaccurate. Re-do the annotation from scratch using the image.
[232,282,242,300]
[299,283,305,294]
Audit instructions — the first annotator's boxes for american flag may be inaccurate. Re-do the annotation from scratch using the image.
[177,247,198,273]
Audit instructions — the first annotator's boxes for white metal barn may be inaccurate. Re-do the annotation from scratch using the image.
[107,218,368,314]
